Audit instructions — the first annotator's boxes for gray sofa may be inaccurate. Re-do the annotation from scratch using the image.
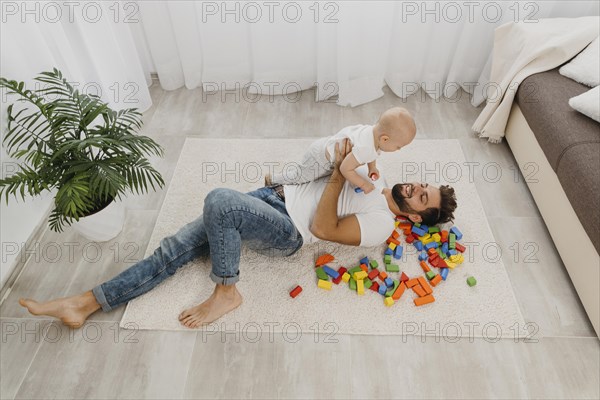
[505,66,600,336]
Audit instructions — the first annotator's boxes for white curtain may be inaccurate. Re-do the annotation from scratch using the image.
[132,0,599,107]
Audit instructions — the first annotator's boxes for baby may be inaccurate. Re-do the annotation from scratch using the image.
[266,107,417,193]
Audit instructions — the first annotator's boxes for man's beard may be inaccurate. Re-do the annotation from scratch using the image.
[391,183,419,214]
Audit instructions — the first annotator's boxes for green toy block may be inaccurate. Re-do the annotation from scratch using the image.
[349,277,357,291]
[369,260,379,269]
[348,266,362,276]
[449,233,456,249]
[385,263,400,272]
[426,271,436,280]
[436,248,443,258]
[316,267,329,280]
[385,280,399,297]
[467,276,477,287]
[414,223,421,227]
[384,255,392,264]
[364,278,373,290]
[428,226,440,233]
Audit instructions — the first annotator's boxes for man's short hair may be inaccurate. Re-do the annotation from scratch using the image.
[418,185,457,226]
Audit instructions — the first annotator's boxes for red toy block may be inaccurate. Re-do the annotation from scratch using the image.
[437,258,448,268]
[368,269,379,281]
[370,281,380,292]
[429,257,439,268]
[455,242,466,252]
[406,236,415,244]
[290,285,303,298]
[400,272,410,282]
[333,267,347,284]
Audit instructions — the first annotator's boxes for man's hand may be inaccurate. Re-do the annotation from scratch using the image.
[333,139,353,170]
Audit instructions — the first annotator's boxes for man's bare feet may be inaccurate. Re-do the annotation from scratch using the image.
[19,291,101,328]
[264,173,272,186]
[178,284,242,328]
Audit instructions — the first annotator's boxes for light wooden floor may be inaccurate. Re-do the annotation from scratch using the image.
[1,83,598,399]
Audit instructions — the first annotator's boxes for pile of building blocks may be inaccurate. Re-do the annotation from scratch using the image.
[291,217,468,306]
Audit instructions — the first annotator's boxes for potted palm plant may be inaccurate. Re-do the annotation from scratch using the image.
[0,68,165,240]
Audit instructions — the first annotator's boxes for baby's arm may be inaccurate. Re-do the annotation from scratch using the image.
[367,160,379,181]
[340,152,376,193]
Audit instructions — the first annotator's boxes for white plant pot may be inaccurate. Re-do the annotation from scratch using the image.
[71,200,125,242]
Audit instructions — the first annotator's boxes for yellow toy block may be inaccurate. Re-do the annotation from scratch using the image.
[432,233,441,243]
[384,297,394,307]
[446,261,457,269]
[318,279,332,290]
[388,242,397,251]
[342,272,351,282]
[394,221,400,228]
[353,271,367,281]
[457,254,465,264]
[357,279,365,295]
[448,255,461,263]
[421,236,434,245]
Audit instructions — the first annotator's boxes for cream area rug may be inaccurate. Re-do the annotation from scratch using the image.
[120,139,526,338]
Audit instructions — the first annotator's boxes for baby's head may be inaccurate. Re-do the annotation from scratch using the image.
[374,107,417,152]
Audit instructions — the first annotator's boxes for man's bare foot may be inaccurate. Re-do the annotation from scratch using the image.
[178,284,242,328]
[19,291,101,328]
[264,173,272,186]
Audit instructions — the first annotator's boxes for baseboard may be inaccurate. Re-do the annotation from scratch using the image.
[505,102,600,337]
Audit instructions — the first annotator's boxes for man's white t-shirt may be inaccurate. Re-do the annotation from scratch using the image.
[282,164,396,247]
[325,124,381,165]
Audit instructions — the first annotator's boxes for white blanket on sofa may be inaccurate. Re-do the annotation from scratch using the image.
[472,17,600,143]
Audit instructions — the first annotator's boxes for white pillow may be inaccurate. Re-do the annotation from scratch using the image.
[569,86,600,123]
[559,36,599,87]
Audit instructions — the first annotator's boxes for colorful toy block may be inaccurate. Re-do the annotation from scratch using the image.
[386,263,400,272]
[392,282,406,300]
[384,277,394,287]
[353,270,368,281]
[360,263,369,273]
[370,281,380,292]
[418,276,433,295]
[322,266,340,280]
[411,225,427,237]
[290,285,303,298]
[348,266,362,276]
[384,297,395,307]
[414,294,435,306]
[388,242,397,251]
[449,233,456,249]
[440,267,449,281]
[384,254,392,264]
[318,280,332,290]
[441,230,448,242]
[420,261,430,273]
[400,272,409,282]
[424,242,438,250]
[430,274,442,287]
[413,285,426,297]
[368,269,380,280]
[446,261,457,269]
[432,233,441,242]
[364,278,373,290]
[442,242,449,254]
[467,276,477,287]
[357,279,365,295]
[379,271,388,280]
[349,277,357,290]
[316,267,329,280]
[414,241,423,251]
[387,237,400,246]
[370,260,379,269]
[315,253,335,266]
[332,267,347,284]
[425,271,436,280]
[428,226,440,234]
[448,249,458,256]
[384,247,393,256]
[450,226,463,240]
[406,278,419,288]
[418,251,428,261]
[378,284,387,295]
[354,187,363,193]
[391,230,400,239]
[455,242,466,253]
[342,272,351,282]
[386,280,399,297]
[394,245,403,259]
[360,256,369,265]
[420,224,429,231]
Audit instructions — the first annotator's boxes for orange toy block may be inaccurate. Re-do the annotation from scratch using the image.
[413,285,427,297]
[419,261,430,273]
[406,278,419,288]
[379,270,388,280]
[430,274,442,287]
[392,282,406,300]
[427,248,437,256]
[386,237,400,246]
[417,276,433,295]
[315,253,334,267]
[360,263,369,272]
[414,294,435,306]
[391,230,400,239]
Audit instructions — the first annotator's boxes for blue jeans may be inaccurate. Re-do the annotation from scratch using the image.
[92,186,304,312]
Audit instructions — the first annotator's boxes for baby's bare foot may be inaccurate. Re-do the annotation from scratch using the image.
[178,284,242,328]
[19,291,100,328]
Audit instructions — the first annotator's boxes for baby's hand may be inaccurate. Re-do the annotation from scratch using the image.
[362,182,376,194]
[369,168,380,181]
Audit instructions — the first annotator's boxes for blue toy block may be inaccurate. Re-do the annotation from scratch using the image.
[411,226,427,237]
[322,266,340,280]
[354,187,363,193]
[424,242,438,250]
[442,242,449,254]
[360,256,369,265]
[420,224,429,232]
[384,248,393,255]
[384,277,394,287]
[413,241,423,251]
[418,251,428,261]
[450,226,463,240]
[448,249,458,256]
[394,245,403,259]
[440,267,449,280]
[378,285,387,295]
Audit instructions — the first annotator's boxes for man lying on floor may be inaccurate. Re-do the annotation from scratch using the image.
[20,139,458,329]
